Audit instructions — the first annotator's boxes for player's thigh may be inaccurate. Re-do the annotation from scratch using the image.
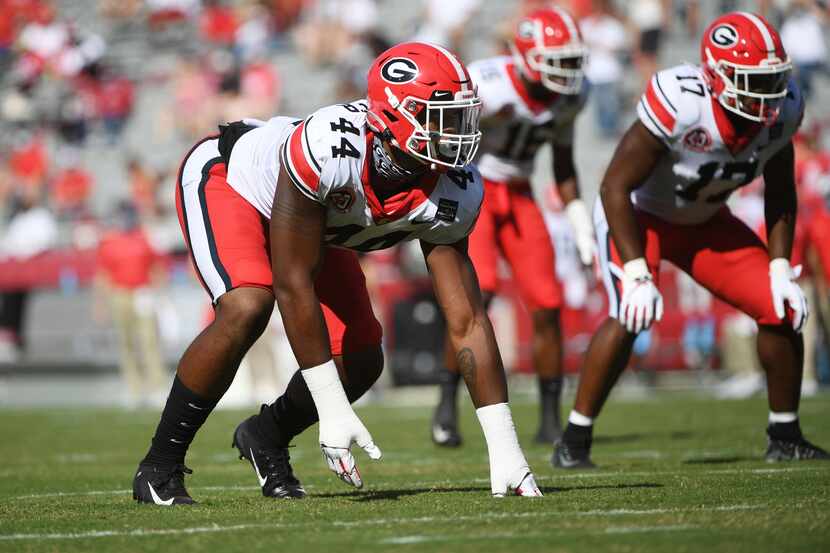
[594,198,663,318]
[669,210,779,324]
[499,189,562,310]
[468,181,499,293]
[315,248,383,356]
[176,137,273,305]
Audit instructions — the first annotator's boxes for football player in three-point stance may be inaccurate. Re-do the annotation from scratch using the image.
[431,7,595,447]
[553,12,828,469]
[133,42,542,505]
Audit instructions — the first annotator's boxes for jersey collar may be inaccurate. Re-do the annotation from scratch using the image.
[361,133,439,224]
[506,62,555,116]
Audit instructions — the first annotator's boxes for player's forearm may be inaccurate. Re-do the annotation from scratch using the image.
[556,176,580,205]
[448,313,508,408]
[764,180,797,261]
[601,181,645,263]
[273,277,332,368]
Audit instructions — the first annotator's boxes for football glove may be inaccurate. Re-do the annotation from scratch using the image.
[609,258,663,334]
[769,258,808,333]
[565,199,597,267]
[302,361,382,489]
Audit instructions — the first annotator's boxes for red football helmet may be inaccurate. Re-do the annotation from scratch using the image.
[510,7,586,95]
[366,42,481,170]
[701,12,792,124]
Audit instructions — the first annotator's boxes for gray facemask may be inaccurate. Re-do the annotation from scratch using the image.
[371,135,422,181]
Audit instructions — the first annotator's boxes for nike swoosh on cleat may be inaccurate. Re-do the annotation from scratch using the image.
[250,448,268,487]
[187,403,207,410]
[147,482,175,506]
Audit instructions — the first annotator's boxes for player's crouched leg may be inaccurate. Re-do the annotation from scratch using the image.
[756,323,829,462]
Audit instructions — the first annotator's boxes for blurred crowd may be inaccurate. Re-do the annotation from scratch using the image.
[0,0,829,405]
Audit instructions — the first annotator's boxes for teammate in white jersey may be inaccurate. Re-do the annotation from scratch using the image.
[430,7,596,448]
[132,42,542,505]
[553,12,828,469]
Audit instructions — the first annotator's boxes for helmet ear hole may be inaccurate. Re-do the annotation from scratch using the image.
[382,109,398,122]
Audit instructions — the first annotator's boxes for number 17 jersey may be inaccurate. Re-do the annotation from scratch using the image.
[635,63,803,225]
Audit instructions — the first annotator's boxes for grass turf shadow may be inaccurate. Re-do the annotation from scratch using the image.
[312,482,663,501]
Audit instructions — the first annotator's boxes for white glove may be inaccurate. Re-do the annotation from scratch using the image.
[302,361,382,489]
[769,258,808,333]
[476,403,543,498]
[565,199,597,267]
[608,258,664,334]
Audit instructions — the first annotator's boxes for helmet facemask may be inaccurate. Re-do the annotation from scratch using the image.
[519,43,587,95]
[391,88,482,169]
[706,48,791,124]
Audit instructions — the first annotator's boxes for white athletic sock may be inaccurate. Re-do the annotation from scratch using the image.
[568,410,594,427]
[476,403,530,496]
[768,411,798,424]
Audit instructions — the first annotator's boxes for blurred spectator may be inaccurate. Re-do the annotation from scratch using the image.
[627,0,670,91]
[95,201,168,407]
[412,0,480,55]
[147,0,200,30]
[780,0,827,100]
[77,63,136,144]
[294,0,387,66]
[0,184,58,358]
[98,0,142,20]
[172,55,219,139]
[200,0,238,46]
[127,158,163,217]
[8,130,48,190]
[581,0,628,138]
[51,163,93,219]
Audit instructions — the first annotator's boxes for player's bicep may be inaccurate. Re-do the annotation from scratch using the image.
[601,120,666,195]
[270,167,327,282]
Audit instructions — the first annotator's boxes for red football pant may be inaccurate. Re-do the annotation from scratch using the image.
[595,199,784,326]
[175,137,382,356]
[468,179,562,310]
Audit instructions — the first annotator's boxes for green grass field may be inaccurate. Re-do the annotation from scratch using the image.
[1,392,829,553]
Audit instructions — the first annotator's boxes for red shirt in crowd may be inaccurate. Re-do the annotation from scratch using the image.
[97,229,159,289]
[51,166,92,211]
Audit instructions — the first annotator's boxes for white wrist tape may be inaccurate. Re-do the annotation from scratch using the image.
[623,257,651,280]
[769,258,794,279]
[301,360,351,420]
[565,199,592,234]
[476,403,530,494]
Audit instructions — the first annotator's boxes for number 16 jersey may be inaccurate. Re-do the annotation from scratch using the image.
[635,63,803,225]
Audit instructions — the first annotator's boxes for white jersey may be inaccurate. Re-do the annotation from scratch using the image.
[468,56,587,183]
[635,63,803,225]
[225,100,483,252]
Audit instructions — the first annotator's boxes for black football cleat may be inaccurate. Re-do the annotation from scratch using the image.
[431,422,462,448]
[133,463,196,506]
[232,416,306,499]
[431,396,462,448]
[765,435,830,462]
[552,439,596,469]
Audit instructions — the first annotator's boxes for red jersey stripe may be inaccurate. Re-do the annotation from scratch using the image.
[645,79,676,134]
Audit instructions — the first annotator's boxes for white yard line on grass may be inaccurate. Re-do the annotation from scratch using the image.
[0,506,748,542]
[605,524,697,534]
